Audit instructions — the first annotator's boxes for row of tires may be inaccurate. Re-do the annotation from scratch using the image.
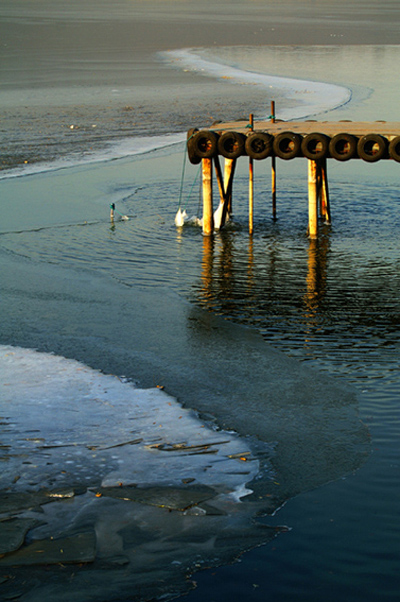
[187,129,400,164]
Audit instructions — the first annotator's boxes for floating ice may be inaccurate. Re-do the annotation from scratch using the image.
[0,132,185,181]
[175,208,189,226]
[214,201,230,230]
[175,207,202,227]
[0,345,280,601]
[0,345,260,493]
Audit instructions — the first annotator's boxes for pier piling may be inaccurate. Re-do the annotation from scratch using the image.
[202,158,214,235]
[320,158,331,224]
[224,158,235,215]
[249,113,254,235]
[308,160,318,239]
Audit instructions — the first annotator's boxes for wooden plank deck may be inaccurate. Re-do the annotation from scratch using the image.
[210,120,400,139]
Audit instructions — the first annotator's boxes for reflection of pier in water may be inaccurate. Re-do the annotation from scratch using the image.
[198,230,330,350]
[184,228,371,513]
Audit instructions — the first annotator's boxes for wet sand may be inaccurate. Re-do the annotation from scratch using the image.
[1,0,399,168]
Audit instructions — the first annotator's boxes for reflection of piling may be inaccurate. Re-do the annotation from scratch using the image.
[306,238,319,296]
[202,158,214,235]
[200,234,214,301]
[303,234,329,332]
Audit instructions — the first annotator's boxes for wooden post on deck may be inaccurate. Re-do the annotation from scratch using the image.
[202,158,214,235]
[271,101,277,220]
[249,113,254,235]
[308,160,318,239]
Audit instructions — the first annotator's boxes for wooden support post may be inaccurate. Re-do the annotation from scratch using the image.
[214,154,225,206]
[271,155,277,220]
[270,101,277,219]
[249,113,254,235]
[320,158,331,224]
[308,160,318,239]
[224,158,236,214]
[249,157,254,235]
[213,155,232,230]
[202,158,214,236]
[316,162,323,216]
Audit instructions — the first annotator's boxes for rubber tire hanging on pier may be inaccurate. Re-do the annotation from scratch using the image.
[329,133,357,161]
[187,128,201,165]
[273,131,302,160]
[191,130,218,159]
[301,133,330,160]
[217,132,245,159]
[357,134,388,163]
[388,136,400,162]
[245,132,274,160]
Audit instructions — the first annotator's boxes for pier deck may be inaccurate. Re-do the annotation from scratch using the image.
[209,120,400,139]
[186,114,400,238]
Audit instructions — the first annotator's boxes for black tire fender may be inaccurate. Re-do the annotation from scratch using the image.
[301,132,330,160]
[273,131,302,160]
[191,130,219,159]
[357,134,388,163]
[187,128,201,164]
[329,133,357,161]
[388,136,400,162]
[217,131,245,159]
[245,132,274,160]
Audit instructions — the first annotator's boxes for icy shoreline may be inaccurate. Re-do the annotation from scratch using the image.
[160,47,352,121]
[0,47,353,180]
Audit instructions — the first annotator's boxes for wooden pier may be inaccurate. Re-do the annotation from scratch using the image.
[186,107,400,238]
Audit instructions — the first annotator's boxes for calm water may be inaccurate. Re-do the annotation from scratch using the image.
[1,41,400,600]
[1,148,399,599]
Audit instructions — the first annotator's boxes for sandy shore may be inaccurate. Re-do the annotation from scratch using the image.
[1,0,399,168]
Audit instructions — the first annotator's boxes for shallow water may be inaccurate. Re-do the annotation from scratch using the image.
[1,32,400,602]
[1,146,399,600]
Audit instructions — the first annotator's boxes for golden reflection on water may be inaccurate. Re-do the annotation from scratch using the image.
[200,234,214,303]
[302,236,329,346]
[197,226,331,349]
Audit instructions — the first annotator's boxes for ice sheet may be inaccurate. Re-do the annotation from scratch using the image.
[0,344,280,601]
[160,48,351,120]
[0,345,261,493]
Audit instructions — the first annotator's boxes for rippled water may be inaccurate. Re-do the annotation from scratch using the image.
[3,155,399,379]
[2,30,400,598]
[1,139,399,600]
